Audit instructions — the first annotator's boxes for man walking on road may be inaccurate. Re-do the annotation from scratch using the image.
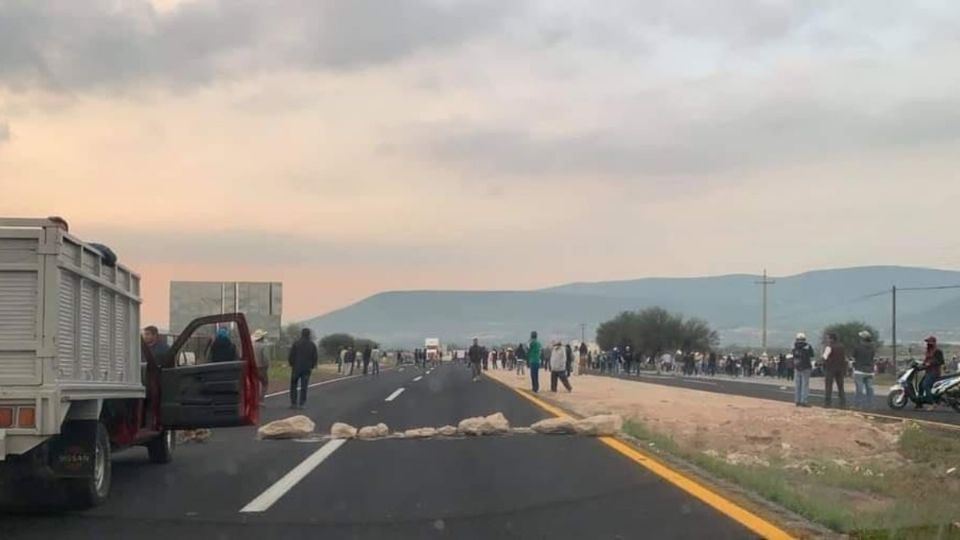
[852,331,876,409]
[550,341,573,392]
[793,333,814,407]
[468,337,483,382]
[823,332,847,409]
[253,329,272,401]
[347,346,357,375]
[528,331,542,392]
[288,328,318,409]
[337,347,347,374]
[362,344,372,375]
[578,341,588,375]
[371,346,382,376]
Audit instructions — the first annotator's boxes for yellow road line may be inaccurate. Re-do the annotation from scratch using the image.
[859,411,960,431]
[495,379,795,540]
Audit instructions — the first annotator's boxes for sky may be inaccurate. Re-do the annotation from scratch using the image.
[3,0,960,328]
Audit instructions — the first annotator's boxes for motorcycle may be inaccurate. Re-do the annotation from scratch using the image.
[887,361,960,412]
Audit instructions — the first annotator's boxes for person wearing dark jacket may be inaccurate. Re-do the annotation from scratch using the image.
[565,343,574,377]
[851,331,876,409]
[822,333,847,408]
[288,328,318,409]
[362,344,372,376]
[210,327,238,363]
[919,336,945,407]
[468,338,483,381]
[792,333,815,407]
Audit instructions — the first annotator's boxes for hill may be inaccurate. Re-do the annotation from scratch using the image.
[302,266,960,348]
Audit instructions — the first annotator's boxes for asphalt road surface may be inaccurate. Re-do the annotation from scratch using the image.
[589,369,960,426]
[1,363,762,540]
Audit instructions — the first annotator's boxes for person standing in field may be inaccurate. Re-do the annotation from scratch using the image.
[288,328,318,409]
[550,341,573,392]
[793,333,814,407]
[468,337,483,382]
[822,332,847,409]
[252,329,272,402]
[851,331,876,409]
[527,331,542,392]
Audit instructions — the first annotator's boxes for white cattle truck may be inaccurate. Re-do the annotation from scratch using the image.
[0,218,261,508]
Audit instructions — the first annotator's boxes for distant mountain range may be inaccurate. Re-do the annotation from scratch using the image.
[302,266,960,348]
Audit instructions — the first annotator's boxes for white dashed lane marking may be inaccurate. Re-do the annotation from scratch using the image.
[385,388,405,402]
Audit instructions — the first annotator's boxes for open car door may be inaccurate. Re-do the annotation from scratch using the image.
[158,313,260,429]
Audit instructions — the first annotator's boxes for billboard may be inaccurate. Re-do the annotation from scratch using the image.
[169,281,282,339]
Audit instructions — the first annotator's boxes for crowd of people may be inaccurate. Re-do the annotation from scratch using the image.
[463,333,588,393]
[158,324,956,413]
[584,330,954,411]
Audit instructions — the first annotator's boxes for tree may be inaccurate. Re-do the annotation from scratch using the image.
[354,338,380,352]
[319,333,355,358]
[821,321,880,353]
[595,306,718,356]
[279,323,303,351]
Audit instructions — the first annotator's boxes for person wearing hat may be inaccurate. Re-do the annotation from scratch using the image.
[252,329,272,402]
[851,330,876,409]
[792,333,815,407]
[919,336,945,407]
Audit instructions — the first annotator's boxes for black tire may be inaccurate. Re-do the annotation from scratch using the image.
[146,430,176,464]
[887,388,908,410]
[65,422,111,509]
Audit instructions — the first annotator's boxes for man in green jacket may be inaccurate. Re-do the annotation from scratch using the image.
[528,331,542,392]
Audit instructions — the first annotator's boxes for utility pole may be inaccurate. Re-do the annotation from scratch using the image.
[579,323,586,344]
[754,269,776,353]
[891,285,897,373]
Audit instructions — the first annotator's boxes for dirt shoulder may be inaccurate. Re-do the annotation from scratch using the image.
[486,369,960,537]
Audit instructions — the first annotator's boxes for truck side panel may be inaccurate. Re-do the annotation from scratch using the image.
[0,233,43,385]
[54,234,141,386]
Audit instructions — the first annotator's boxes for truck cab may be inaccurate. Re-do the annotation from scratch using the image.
[0,218,260,508]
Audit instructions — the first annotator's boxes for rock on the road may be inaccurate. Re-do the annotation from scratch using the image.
[531,417,577,435]
[258,416,315,440]
[573,415,623,436]
[358,423,390,440]
[330,422,358,439]
[458,413,510,436]
[437,425,458,437]
[404,427,438,439]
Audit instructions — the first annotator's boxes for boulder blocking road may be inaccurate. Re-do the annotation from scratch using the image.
[1,364,771,539]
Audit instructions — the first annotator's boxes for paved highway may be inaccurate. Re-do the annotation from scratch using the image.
[1,363,768,539]
[589,369,960,427]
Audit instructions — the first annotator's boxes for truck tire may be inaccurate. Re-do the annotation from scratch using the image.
[65,422,111,508]
[147,430,176,464]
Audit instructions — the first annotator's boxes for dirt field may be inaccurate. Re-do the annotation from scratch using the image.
[486,370,904,467]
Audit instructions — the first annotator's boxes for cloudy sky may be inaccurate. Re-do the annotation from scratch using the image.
[3,0,960,327]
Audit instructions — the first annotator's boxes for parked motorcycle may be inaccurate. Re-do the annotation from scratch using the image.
[888,361,960,411]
